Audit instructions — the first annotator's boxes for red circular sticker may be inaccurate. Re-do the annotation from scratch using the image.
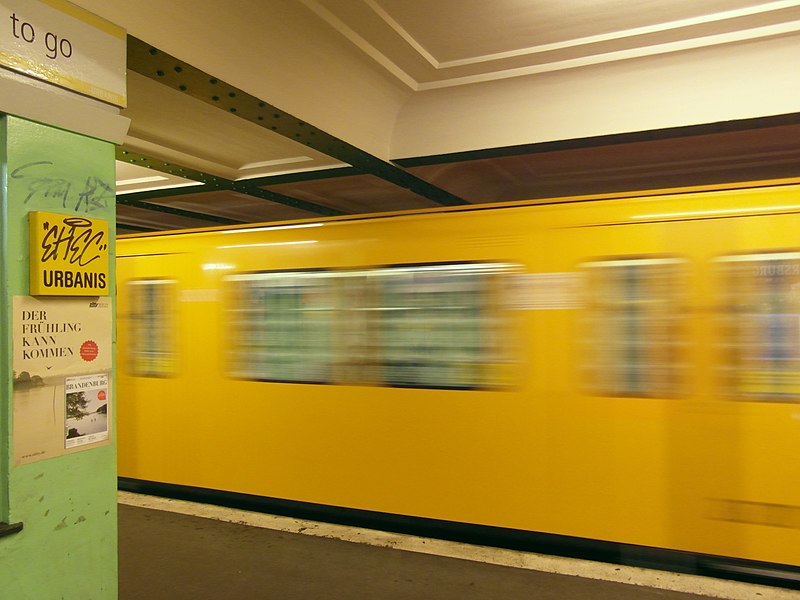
[97,390,106,401]
[80,340,99,362]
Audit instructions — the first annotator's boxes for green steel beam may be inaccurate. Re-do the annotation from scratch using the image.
[242,167,359,187]
[115,147,342,216]
[117,148,225,185]
[116,196,242,225]
[116,184,218,203]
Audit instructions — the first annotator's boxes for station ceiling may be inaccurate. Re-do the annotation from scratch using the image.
[69,0,800,234]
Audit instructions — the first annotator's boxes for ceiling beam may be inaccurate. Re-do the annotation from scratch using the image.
[117,222,163,233]
[242,167,360,187]
[126,36,468,207]
[116,147,343,216]
[116,195,243,225]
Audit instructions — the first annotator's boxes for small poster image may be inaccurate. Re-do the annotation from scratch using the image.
[65,373,110,449]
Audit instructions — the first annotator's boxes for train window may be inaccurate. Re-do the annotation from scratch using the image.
[127,279,177,377]
[365,263,513,389]
[717,252,800,401]
[226,263,515,389]
[581,257,687,398]
[226,271,334,383]
[331,271,383,385]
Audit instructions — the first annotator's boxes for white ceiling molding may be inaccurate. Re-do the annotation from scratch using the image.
[361,0,439,67]
[240,157,315,170]
[298,0,419,89]
[117,175,168,186]
[416,19,800,90]
[236,163,349,182]
[115,161,202,195]
[304,0,800,91]
[116,180,204,195]
[377,0,800,69]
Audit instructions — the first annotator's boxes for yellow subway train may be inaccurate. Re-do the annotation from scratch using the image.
[117,181,800,584]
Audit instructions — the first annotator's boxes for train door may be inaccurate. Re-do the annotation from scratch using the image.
[530,209,729,558]
[540,201,800,569]
[697,209,800,569]
[116,252,184,482]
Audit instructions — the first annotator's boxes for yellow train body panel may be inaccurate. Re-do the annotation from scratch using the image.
[117,182,800,568]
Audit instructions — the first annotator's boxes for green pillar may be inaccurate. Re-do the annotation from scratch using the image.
[0,116,117,599]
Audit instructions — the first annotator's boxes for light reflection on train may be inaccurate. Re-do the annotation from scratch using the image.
[116,182,800,579]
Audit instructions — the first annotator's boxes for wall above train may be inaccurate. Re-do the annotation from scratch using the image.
[64,1,800,233]
[391,32,800,158]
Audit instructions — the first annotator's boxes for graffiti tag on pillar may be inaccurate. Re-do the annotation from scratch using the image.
[12,162,113,213]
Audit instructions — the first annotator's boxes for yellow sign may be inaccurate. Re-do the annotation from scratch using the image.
[29,211,109,296]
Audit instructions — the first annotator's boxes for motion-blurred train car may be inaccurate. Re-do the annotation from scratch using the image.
[117,181,800,584]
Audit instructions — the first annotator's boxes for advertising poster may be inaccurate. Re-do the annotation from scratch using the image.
[12,295,112,465]
[64,373,109,449]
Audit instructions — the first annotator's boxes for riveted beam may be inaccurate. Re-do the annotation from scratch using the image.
[117,196,243,225]
[115,147,343,216]
[242,167,359,187]
[116,147,243,223]
[226,181,340,213]
[126,36,467,207]
[117,184,220,204]
[117,148,226,186]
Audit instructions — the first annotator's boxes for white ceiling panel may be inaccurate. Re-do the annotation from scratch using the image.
[122,71,345,181]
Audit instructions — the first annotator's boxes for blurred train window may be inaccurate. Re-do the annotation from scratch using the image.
[226,263,515,389]
[365,263,513,389]
[226,271,334,383]
[128,279,177,377]
[332,270,382,385]
[717,252,800,401]
[581,258,687,398]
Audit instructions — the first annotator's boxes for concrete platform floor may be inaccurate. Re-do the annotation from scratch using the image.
[118,494,794,600]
